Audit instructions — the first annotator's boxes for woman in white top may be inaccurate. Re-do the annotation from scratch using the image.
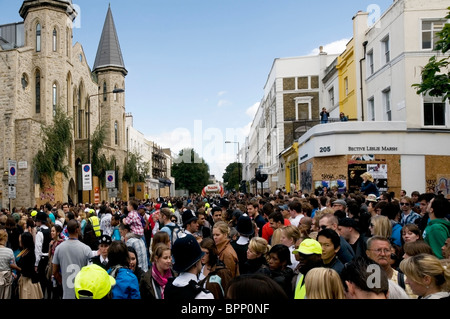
[279,225,301,270]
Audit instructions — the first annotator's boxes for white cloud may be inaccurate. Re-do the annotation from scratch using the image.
[217,91,227,96]
[246,102,260,118]
[217,99,231,107]
[308,38,350,56]
[145,119,251,183]
[146,128,192,156]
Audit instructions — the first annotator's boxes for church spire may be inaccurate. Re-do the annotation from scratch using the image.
[93,5,127,75]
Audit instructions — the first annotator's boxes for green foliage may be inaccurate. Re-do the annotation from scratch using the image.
[33,106,72,186]
[122,152,150,184]
[90,123,117,187]
[413,8,450,102]
[222,162,242,191]
[171,148,210,194]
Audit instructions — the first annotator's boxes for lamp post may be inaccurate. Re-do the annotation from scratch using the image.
[86,88,124,203]
[225,141,240,191]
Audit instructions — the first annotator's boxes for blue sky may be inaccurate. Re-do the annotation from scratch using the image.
[1,0,395,181]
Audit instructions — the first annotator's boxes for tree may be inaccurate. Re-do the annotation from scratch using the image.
[413,8,450,101]
[171,148,210,194]
[33,106,72,186]
[222,162,242,191]
[122,152,150,185]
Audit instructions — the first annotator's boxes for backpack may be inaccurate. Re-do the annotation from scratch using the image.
[198,267,226,299]
[397,271,405,290]
[165,224,183,246]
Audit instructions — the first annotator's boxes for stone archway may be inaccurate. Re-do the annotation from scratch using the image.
[68,178,76,206]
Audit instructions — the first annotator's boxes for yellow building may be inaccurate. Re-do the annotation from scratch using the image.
[336,38,358,120]
[281,142,299,193]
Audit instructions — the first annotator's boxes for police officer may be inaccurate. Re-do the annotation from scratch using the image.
[164,234,214,300]
[90,235,112,270]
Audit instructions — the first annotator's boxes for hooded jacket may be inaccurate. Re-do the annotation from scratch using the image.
[108,266,141,299]
[423,218,450,259]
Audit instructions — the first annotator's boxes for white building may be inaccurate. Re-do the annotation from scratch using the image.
[243,51,340,193]
[296,0,450,197]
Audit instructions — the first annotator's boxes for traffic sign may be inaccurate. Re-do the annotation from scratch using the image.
[8,160,17,185]
[108,188,118,198]
[106,170,115,189]
[8,186,16,199]
[82,164,92,191]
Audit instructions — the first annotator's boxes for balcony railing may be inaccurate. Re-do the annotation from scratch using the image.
[289,118,356,142]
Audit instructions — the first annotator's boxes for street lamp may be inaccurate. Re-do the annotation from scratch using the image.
[225,141,241,191]
[86,88,124,203]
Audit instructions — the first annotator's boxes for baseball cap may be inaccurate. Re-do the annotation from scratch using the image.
[293,238,322,255]
[74,264,116,299]
[366,194,378,202]
[332,199,347,207]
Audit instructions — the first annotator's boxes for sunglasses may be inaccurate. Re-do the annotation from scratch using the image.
[400,203,410,206]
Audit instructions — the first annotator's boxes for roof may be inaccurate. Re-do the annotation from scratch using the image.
[93,5,126,72]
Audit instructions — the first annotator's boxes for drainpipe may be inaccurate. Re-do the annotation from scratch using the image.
[359,41,368,121]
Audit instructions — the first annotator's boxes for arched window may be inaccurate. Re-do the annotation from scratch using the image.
[115,121,119,145]
[52,83,57,116]
[35,70,41,113]
[78,86,82,138]
[103,81,107,102]
[53,28,57,52]
[36,23,41,52]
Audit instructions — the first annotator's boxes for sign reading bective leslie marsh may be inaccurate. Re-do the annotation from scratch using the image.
[348,146,398,152]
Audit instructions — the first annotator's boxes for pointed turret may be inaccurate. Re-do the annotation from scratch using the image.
[93,5,127,75]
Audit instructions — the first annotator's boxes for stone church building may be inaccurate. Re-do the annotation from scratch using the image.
[0,0,128,208]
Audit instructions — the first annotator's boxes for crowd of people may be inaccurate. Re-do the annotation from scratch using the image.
[0,180,449,300]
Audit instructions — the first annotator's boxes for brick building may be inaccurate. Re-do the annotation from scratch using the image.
[0,0,128,208]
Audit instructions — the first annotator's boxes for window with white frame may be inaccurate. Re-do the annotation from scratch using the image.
[422,20,445,50]
[368,97,375,121]
[383,88,391,121]
[328,87,335,109]
[294,96,313,120]
[382,36,390,64]
[36,23,41,52]
[423,94,446,126]
[344,77,348,96]
[53,28,57,52]
[367,50,374,75]
[52,83,57,116]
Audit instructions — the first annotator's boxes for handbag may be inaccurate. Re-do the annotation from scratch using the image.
[45,255,53,280]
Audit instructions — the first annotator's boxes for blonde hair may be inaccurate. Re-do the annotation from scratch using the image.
[248,237,270,257]
[370,215,392,239]
[361,172,374,182]
[399,253,450,291]
[271,228,282,245]
[0,229,8,245]
[151,243,171,263]
[305,267,346,299]
[281,225,301,243]
[213,221,230,237]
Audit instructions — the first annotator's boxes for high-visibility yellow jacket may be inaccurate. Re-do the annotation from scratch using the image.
[89,215,101,237]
